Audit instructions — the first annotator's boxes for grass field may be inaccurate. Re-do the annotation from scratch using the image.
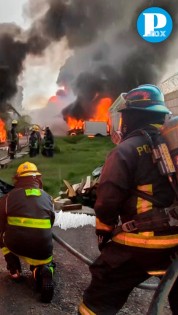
[0,135,115,197]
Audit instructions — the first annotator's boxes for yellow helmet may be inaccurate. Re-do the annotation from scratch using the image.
[12,119,18,125]
[35,125,39,131]
[16,162,41,177]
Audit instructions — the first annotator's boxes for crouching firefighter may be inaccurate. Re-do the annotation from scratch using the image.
[78,84,178,315]
[0,162,55,303]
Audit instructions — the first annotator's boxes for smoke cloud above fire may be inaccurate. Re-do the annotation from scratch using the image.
[0,0,178,123]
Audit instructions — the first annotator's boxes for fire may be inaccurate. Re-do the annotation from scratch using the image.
[0,119,7,143]
[66,117,84,130]
[67,97,112,131]
[90,97,112,122]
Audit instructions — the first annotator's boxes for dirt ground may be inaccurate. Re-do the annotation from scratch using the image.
[0,225,172,315]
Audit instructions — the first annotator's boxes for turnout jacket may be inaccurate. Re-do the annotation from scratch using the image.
[95,124,178,249]
[0,178,55,260]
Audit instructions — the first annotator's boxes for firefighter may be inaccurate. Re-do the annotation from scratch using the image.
[41,126,54,157]
[8,119,19,159]
[78,84,178,315]
[0,162,55,303]
[29,126,39,157]
[34,125,42,154]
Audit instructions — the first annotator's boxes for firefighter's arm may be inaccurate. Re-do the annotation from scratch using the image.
[49,197,55,226]
[94,147,134,250]
[95,217,114,251]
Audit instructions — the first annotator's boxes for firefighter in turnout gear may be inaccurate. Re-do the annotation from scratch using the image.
[29,126,39,158]
[41,126,54,157]
[34,125,42,154]
[78,85,178,315]
[0,162,55,303]
[8,119,19,159]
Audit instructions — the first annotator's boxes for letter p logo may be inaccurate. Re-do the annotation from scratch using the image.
[143,13,167,37]
[137,7,173,43]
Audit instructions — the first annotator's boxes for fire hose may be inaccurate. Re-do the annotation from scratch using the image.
[53,232,178,314]
[147,255,178,315]
[52,232,158,290]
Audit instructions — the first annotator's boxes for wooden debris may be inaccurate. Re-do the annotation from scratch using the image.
[54,172,101,210]
[63,180,76,198]
[61,203,82,211]
[54,198,72,211]
[76,178,86,194]
[82,176,91,193]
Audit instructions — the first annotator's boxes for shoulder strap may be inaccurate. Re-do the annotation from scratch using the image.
[131,188,165,207]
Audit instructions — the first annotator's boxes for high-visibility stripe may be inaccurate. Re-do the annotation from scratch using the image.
[95,218,114,232]
[150,124,162,128]
[1,246,52,266]
[79,302,96,315]
[1,247,10,255]
[25,188,41,196]
[147,270,166,276]
[139,232,154,237]
[113,232,178,249]
[136,184,153,214]
[20,255,53,266]
[7,217,51,229]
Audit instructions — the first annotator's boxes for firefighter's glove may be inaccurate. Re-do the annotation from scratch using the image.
[96,230,112,252]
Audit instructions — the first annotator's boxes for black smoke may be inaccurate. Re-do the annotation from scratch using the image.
[61,0,178,122]
[0,0,125,111]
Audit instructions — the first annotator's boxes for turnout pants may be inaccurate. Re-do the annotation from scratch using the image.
[79,242,178,315]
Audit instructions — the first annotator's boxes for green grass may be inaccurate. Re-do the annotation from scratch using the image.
[0,135,114,197]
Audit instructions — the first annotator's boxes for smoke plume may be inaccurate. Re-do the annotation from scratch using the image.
[61,0,178,122]
[0,0,178,122]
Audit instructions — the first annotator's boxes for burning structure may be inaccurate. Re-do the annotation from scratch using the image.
[63,97,112,135]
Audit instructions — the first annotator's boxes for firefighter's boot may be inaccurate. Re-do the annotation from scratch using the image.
[32,266,42,289]
[40,264,54,303]
[5,252,22,280]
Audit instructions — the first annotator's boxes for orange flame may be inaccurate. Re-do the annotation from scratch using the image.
[66,117,84,130]
[0,119,7,143]
[67,97,112,130]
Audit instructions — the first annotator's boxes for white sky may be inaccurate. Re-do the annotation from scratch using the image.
[0,0,28,28]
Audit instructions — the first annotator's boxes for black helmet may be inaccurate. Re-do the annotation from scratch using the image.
[117,84,171,114]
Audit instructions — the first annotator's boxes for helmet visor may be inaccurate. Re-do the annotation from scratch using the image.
[111,93,127,112]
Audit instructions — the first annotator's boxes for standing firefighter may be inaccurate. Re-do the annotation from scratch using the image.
[34,125,42,154]
[0,162,55,303]
[41,126,54,157]
[78,84,178,315]
[8,119,19,159]
[29,126,39,157]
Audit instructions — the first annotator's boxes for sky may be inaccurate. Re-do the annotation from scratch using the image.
[0,0,27,27]
[0,0,71,110]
